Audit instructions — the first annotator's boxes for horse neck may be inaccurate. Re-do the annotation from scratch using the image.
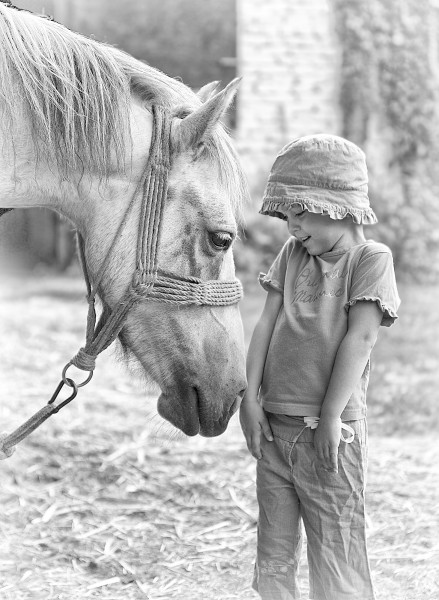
[0,94,152,208]
[65,101,154,301]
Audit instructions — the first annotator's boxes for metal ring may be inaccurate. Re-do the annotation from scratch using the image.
[62,362,94,388]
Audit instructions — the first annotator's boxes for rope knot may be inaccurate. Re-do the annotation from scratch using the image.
[70,348,96,372]
[133,270,156,290]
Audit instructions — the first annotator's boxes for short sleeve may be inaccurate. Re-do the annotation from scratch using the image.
[258,238,295,293]
[346,245,401,327]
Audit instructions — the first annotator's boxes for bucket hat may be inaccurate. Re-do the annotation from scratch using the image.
[260,134,377,224]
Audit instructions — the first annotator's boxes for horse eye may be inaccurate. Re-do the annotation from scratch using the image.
[208,231,233,251]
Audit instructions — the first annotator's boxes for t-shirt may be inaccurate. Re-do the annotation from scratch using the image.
[259,238,400,420]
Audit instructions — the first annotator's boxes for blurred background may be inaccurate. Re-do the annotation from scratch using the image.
[1,0,439,280]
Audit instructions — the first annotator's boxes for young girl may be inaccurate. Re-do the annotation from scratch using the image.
[240,134,400,600]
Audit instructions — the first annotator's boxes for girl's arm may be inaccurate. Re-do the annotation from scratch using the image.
[240,289,283,459]
[314,300,383,472]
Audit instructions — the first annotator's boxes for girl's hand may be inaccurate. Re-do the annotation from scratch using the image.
[239,399,273,460]
[314,416,342,473]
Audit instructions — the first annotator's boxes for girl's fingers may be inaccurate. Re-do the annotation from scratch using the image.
[261,420,274,442]
[316,443,338,472]
[244,419,273,460]
[324,448,338,472]
[315,442,325,463]
[251,430,262,460]
[329,450,338,472]
[245,431,256,457]
[243,427,260,459]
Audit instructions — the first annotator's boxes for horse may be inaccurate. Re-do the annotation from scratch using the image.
[0,3,248,441]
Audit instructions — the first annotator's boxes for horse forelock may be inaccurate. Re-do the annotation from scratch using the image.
[201,128,248,225]
[0,3,248,216]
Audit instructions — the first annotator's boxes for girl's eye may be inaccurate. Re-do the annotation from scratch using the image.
[208,231,233,251]
[295,210,305,217]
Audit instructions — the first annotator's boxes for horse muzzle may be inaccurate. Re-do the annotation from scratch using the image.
[157,383,246,437]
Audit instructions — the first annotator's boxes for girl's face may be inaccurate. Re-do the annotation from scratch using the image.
[283,205,361,256]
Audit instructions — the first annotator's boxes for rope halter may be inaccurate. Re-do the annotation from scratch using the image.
[0,104,244,459]
[68,104,243,376]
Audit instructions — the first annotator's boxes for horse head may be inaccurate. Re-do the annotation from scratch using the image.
[110,82,248,437]
[0,4,247,438]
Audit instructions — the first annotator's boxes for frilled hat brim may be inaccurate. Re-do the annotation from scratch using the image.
[260,183,378,225]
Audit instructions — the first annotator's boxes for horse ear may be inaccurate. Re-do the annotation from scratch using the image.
[173,78,241,151]
[196,81,221,103]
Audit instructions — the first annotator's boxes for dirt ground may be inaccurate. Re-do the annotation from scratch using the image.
[0,271,438,600]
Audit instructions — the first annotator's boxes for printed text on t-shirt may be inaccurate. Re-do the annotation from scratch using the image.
[292,267,348,303]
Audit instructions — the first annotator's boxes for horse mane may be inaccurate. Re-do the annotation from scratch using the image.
[0,4,247,215]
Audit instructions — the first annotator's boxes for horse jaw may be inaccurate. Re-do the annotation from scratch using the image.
[120,302,246,438]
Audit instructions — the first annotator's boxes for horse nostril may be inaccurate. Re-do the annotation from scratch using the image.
[238,388,247,400]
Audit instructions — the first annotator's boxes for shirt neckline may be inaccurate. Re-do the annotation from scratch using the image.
[318,239,374,259]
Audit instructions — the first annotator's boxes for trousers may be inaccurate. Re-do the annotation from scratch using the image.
[253,413,376,600]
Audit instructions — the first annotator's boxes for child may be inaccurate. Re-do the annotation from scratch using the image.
[240,134,400,600]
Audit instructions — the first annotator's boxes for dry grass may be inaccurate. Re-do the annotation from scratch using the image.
[0,271,438,599]
[0,421,259,599]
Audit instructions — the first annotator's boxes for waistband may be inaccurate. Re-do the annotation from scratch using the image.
[303,416,355,443]
[266,413,360,444]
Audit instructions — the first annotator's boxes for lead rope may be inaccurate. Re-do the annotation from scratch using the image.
[0,105,243,459]
[0,106,170,459]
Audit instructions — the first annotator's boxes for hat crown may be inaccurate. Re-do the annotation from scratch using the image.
[270,134,368,192]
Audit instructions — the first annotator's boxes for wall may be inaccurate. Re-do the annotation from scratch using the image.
[2,0,343,268]
[236,0,342,192]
